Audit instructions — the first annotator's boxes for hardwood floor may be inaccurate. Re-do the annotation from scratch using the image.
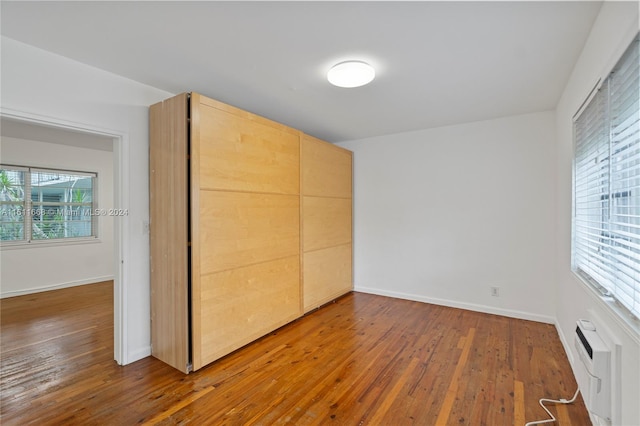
[0,282,590,425]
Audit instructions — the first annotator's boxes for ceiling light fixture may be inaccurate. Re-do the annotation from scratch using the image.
[327,60,375,88]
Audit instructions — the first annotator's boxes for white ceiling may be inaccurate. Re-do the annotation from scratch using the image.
[1,1,602,143]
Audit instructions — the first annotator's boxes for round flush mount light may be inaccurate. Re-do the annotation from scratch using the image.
[327,60,375,88]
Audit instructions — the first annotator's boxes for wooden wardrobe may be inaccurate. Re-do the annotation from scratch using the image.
[149,92,353,373]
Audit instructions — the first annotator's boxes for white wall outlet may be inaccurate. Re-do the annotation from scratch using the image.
[491,286,500,297]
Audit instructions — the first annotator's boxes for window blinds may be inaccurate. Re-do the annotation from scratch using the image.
[573,35,640,319]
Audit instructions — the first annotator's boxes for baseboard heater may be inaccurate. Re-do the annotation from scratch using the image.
[574,319,611,423]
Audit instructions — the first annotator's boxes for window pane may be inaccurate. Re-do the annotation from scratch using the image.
[30,171,95,240]
[573,81,609,286]
[0,204,25,241]
[0,169,26,241]
[608,36,640,315]
[573,35,640,319]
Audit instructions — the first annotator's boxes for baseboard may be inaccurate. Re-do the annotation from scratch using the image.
[126,345,152,365]
[0,276,115,298]
[355,285,556,324]
[554,319,576,366]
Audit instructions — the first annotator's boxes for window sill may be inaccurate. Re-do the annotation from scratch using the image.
[572,271,640,345]
[0,237,102,250]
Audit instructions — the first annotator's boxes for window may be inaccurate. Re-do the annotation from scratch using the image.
[573,35,640,319]
[0,165,97,243]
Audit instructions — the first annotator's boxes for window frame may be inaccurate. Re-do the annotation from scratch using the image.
[0,164,99,248]
[571,33,640,322]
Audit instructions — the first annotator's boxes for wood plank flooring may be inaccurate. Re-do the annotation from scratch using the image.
[0,281,590,425]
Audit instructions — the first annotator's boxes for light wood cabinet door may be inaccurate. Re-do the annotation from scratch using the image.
[190,93,301,370]
[301,134,353,312]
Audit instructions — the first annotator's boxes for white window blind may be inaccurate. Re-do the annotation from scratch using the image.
[573,35,640,319]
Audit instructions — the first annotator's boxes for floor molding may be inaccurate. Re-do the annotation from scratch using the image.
[355,285,556,324]
[0,276,114,298]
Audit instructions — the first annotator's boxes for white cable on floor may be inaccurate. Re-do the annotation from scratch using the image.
[524,388,581,426]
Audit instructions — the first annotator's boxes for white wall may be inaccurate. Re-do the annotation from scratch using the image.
[1,36,174,364]
[0,137,114,296]
[336,111,557,323]
[555,2,640,425]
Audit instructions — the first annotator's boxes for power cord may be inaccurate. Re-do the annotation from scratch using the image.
[524,388,581,426]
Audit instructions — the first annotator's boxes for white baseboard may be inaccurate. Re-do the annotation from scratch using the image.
[126,345,152,365]
[554,319,576,366]
[355,285,556,324]
[0,276,115,298]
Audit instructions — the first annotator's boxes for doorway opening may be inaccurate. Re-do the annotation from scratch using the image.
[0,113,127,364]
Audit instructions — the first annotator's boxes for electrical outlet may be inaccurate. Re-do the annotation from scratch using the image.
[491,286,500,297]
